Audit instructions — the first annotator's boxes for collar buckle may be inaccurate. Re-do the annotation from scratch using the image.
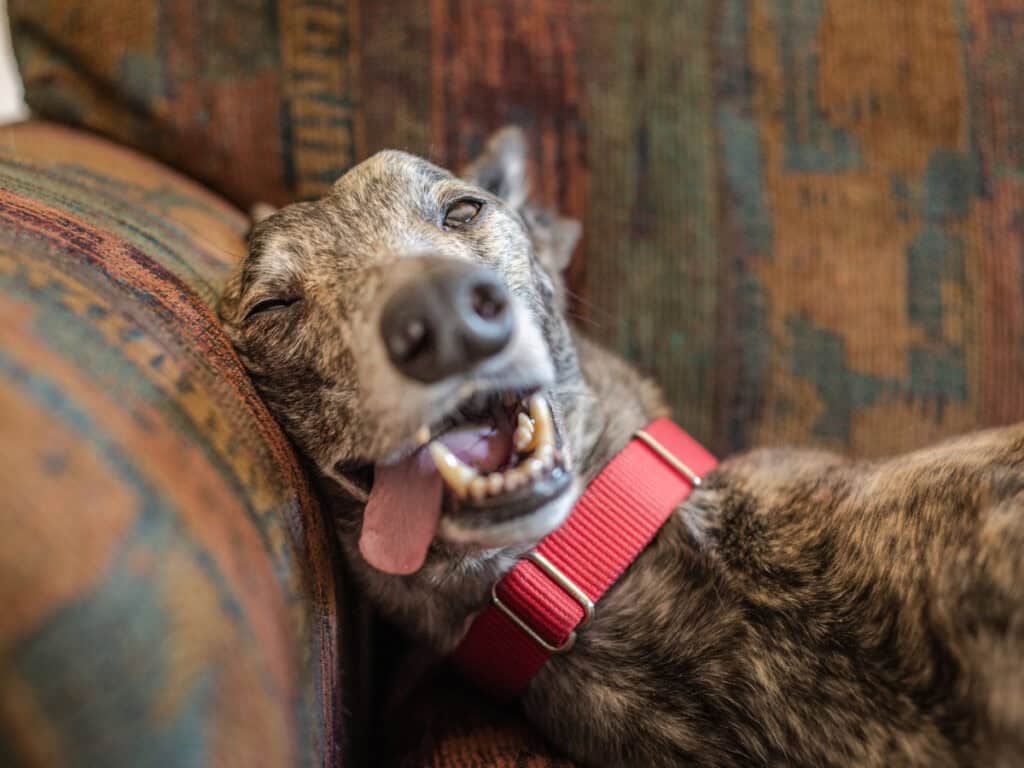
[490,551,595,653]
[633,429,703,486]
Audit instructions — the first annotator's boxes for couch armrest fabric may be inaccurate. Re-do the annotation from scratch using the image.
[0,122,343,767]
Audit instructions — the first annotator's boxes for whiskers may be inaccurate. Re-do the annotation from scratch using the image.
[565,288,616,331]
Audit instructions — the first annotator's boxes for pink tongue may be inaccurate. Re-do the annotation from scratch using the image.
[359,427,511,575]
[360,450,443,575]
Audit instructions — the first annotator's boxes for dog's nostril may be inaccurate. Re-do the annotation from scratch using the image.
[471,282,508,321]
[387,317,430,362]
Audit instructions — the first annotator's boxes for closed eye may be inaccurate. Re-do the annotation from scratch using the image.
[244,297,299,320]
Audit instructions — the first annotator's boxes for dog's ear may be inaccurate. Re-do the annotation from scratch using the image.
[247,202,278,243]
[524,205,580,275]
[462,126,529,209]
[221,204,281,334]
[544,213,581,274]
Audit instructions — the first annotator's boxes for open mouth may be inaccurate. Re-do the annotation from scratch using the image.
[353,389,574,575]
[426,392,571,526]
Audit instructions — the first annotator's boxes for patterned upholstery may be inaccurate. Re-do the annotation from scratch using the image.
[0,123,342,767]
[378,663,574,768]
[9,0,355,210]
[7,1,1024,765]
[12,1,1024,463]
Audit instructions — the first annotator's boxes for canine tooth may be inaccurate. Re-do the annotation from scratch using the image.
[513,427,532,452]
[469,477,488,503]
[526,458,545,479]
[528,395,555,449]
[486,473,504,495]
[415,426,431,445]
[428,441,477,497]
[513,413,535,453]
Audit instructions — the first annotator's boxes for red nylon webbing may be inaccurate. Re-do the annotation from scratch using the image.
[452,418,718,697]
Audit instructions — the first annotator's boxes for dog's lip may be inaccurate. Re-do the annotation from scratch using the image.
[439,464,573,530]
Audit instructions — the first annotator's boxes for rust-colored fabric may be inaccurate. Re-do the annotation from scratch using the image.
[12,1,1024,462]
[9,1,356,209]
[0,123,343,767]
[381,664,574,768]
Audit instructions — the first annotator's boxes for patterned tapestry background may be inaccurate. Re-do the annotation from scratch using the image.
[11,0,1024,460]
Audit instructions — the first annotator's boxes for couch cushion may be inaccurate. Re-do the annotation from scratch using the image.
[0,122,342,767]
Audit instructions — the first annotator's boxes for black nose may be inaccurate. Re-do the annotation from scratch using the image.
[380,260,514,383]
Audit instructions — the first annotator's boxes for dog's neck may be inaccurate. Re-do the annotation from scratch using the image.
[323,329,672,653]
[570,332,673,484]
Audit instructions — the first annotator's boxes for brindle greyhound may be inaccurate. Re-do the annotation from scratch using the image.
[219,128,1024,767]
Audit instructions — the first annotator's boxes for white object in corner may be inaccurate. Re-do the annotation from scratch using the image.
[0,0,28,125]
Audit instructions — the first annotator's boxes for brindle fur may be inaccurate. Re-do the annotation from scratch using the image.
[220,128,1024,767]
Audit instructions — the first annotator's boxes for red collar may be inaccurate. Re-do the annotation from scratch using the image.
[452,418,718,697]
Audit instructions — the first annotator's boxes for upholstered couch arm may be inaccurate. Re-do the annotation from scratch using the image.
[0,122,344,767]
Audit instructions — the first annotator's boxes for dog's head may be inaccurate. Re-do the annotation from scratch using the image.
[220,128,588,575]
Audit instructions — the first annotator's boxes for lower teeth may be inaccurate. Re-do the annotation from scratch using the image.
[427,394,561,500]
[469,477,488,503]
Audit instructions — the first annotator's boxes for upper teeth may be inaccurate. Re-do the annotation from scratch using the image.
[426,394,561,500]
[528,395,555,449]
[428,441,478,497]
[513,413,535,452]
